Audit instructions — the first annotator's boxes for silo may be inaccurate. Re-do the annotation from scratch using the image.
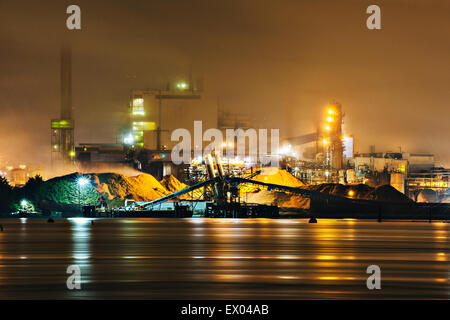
[390,173,405,194]
[346,169,356,184]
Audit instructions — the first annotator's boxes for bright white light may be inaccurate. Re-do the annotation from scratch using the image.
[77,177,89,187]
[68,217,90,225]
[188,218,205,224]
[73,254,90,260]
[279,144,292,155]
[133,98,144,107]
[21,200,28,207]
[176,82,188,89]
[123,134,134,145]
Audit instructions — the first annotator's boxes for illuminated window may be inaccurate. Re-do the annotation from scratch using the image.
[132,122,156,130]
[132,106,145,115]
[133,98,144,107]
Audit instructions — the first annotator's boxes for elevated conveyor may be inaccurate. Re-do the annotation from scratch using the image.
[141,174,349,210]
[142,177,220,209]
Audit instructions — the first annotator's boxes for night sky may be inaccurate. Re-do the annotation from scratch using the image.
[1,0,449,168]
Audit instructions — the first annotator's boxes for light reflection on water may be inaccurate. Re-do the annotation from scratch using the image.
[0,218,448,299]
[69,218,92,261]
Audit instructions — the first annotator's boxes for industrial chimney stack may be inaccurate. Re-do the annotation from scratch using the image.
[51,43,75,167]
[60,43,72,119]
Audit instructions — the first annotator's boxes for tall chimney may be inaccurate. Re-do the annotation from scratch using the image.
[60,43,72,119]
[51,43,75,167]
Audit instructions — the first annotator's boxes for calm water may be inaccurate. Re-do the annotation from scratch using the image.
[0,218,448,299]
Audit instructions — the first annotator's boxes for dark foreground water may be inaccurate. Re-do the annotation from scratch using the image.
[0,218,448,299]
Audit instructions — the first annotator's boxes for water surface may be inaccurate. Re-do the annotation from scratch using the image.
[0,218,448,299]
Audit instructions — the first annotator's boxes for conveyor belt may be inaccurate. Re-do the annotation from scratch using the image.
[227,177,348,201]
[142,177,220,208]
[143,174,350,209]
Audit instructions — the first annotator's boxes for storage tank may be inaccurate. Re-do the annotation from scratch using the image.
[346,169,356,184]
[390,173,405,194]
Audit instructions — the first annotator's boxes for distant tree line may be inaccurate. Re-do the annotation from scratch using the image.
[0,175,100,214]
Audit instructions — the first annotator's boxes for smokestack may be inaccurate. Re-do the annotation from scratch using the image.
[60,43,72,119]
[51,43,75,167]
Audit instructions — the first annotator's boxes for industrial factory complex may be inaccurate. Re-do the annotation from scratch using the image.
[3,0,450,306]
[1,45,449,211]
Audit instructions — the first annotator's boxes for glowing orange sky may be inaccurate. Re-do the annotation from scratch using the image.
[0,0,449,168]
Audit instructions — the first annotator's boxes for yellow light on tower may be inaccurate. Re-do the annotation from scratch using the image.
[348,190,355,197]
[176,82,188,90]
[327,116,333,122]
[322,138,329,145]
[328,109,334,115]
[325,125,331,131]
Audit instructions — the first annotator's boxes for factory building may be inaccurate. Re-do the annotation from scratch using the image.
[123,82,217,179]
[353,152,435,176]
[1,165,45,187]
[353,152,408,192]
[402,153,435,173]
[353,151,441,195]
[406,167,449,202]
[127,82,218,151]
[70,78,259,180]
[354,152,408,176]
[124,82,274,180]
[76,143,125,164]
